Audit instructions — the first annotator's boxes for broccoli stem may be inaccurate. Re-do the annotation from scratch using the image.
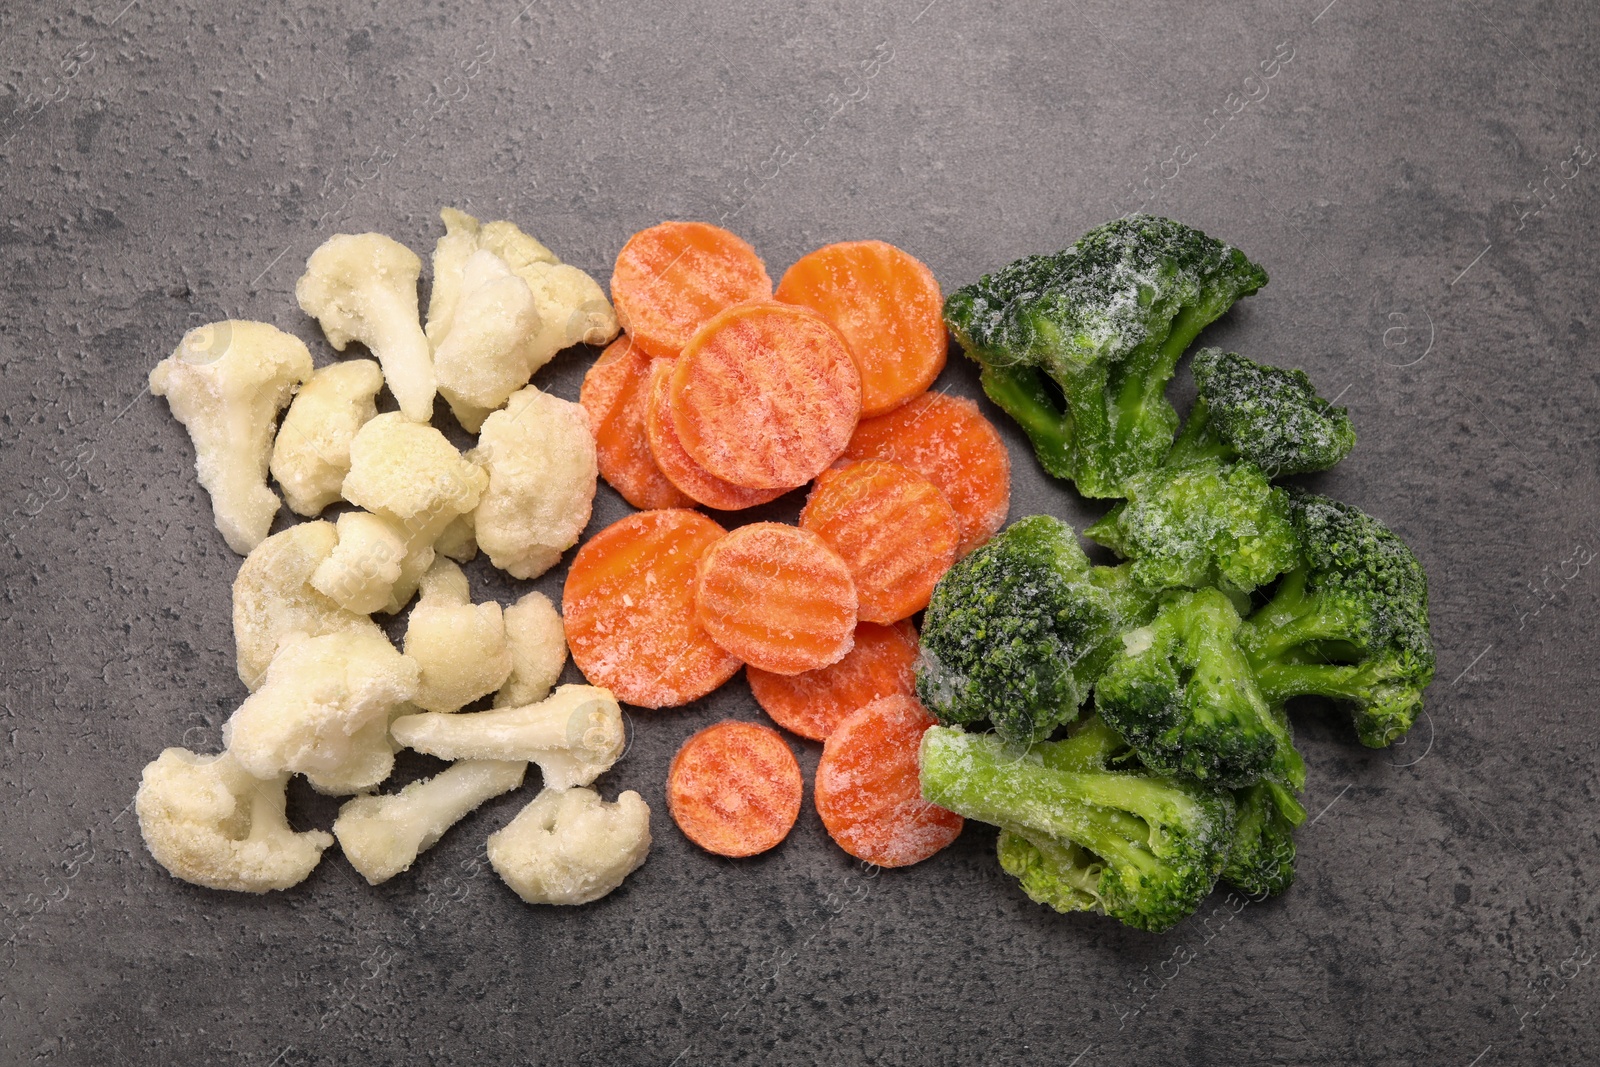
[1251,661,1374,707]
[978,364,1075,479]
[1163,395,1235,469]
[1037,717,1127,772]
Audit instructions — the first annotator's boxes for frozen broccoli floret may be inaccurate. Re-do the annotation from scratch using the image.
[1222,778,1307,898]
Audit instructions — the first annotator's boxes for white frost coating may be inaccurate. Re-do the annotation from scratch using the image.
[333,758,526,885]
[136,748,332,893]
[295,233,435,422]
[470,386,597,579]
[310,510,408,615]
[431,249,543,432]
[224,630,420,795]
[148,320,313,554]
[1121,625,1156,656]
[494,591,567,708]
[270,359,384,516]
[233,520,383,690]
[403,558,513,713]
[391,684,623,790]
[488,786,651,906]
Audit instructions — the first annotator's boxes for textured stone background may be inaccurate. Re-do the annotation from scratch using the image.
[2,0,1597,1063]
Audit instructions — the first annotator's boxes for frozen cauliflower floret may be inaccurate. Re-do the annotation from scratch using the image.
[431,249,544,433]
[310,510,408,615]
[435,511,478,563]
[487,786,651,905]
[391,684,623,790]
[495,591,567,708]
[470,386,597,579]
[295,233,435,423]
[403,559,513,713]
[136,748,332,893]
[269,359,384,516]
[224,630,420,795]
[333,758,526,885]
[149,320,313,554]
[233,520,383,690]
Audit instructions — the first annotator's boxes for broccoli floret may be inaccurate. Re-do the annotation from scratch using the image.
[1221,779,1307,898]
[1168,348,1355,476]
[944,215,1268,498]
[1239,493,1435,747]
[921,724,1235,932]
[916,516,1155,745]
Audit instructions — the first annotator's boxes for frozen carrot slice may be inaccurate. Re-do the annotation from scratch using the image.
[747,620,919,741]
[798,460,959,623]
[581,336,695,511]
[694,522,858,675]
[563,509,741,708]
[667,720,802,857]
[610,221,773,359]
[814,694,963,868]
[775,240,947,418]
[843,391,1011,557]
[670,302,861,490]
[643,358,785,512]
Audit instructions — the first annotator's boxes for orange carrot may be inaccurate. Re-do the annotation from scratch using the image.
[581,336,694,510]
[563,509,741,708]
[747,620,919,741]
[798,460,959,623]
[775,240,947,417]
[667,720,802,857]
[670,302,861,490]
[844,391,1011,556]
[814,694,963,868]
[610,221,773,359]
[643,358,785,512]
[694,522,858,675]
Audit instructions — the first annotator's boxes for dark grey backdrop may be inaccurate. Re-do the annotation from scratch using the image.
[2,0,1596,1064]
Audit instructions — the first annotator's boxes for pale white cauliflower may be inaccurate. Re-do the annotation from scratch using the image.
[269,358,384,516]
[402,558,512,713]
[434,511,478,563]
[430,249,543,433]
[310,510,409,615]
[487,786,651,905]
[494,591,567,708]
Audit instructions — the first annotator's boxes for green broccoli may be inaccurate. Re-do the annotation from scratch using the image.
[921,723,1236,932]
[1222,778,1307,898]
[1239,493,1436,747]
[915,516,1154,746]
[943,215,1268,498]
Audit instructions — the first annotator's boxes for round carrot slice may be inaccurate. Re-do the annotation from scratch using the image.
[843,392,1011,557]
[581,336,695,511]
[775,240,947,418]
[610,221,773,360]
[814,694,963,868]
[748,620,919,741]
[643,358,785,512]
[563,509,741,708]
[798,460,960,623]
[667,720,802,857]
[670,302,862,490]
[695,522,858,675]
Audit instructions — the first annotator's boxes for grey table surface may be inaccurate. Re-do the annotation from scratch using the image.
[2,0,1596,1063]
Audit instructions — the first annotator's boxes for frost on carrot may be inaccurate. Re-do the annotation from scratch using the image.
[643,358,785,512]
[610,221,772,360]
[581,335,694,511]
[748,620,919,742]
[667,720,802,857]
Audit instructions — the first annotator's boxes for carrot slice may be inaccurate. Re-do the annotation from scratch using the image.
[667,720,802,857]
[748,620,919,741]
[843,392,1011,557]
[610,221,773,359]
[643,358,785,512]
[670,302,861,490]
[798,460,960,623]
[695,522,858,675]
[563,509,741,708]
[581,336,695,511]
[775,240,947,418]
[814,694,963,868]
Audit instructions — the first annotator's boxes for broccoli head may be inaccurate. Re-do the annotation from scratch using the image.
[944,215,1268,498]
[1239,493,1435,747]
[1168,348,1356,476]
[1222,778,1307,898]
[921,724,1236,932]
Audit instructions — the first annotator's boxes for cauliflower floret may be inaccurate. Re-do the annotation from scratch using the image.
[149,320,313,554]
[224,630,419,795]
[495,591,567,708]
[470,386,597,579]
[431,249,544,432]
[487,786,651,905]
[233,520,383,689]
[295,233,435,422]
[434,511,478,563]
[310,510,408,615]
[332,758,526,884]
[391,684,623,790]
[136,748,332,893]
[269,359,384,516]
[403,558,512,713]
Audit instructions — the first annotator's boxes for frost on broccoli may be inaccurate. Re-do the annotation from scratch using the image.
[1222,778,1307,898]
